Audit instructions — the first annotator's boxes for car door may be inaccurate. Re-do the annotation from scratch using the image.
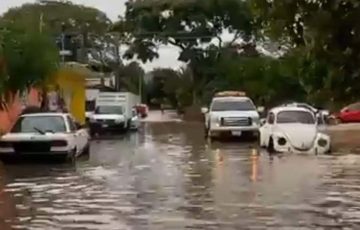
[66,116,86,154]
[260,112,275,146]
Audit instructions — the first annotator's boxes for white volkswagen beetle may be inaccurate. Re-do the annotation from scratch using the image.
[259,106,331,154]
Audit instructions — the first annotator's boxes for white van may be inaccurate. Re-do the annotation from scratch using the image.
[89,92,140,135]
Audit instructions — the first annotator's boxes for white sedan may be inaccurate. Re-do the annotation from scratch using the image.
[0,112,90,162]
[259,106,331,154]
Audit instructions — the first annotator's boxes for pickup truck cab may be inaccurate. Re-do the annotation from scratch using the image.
[202,91,261,139]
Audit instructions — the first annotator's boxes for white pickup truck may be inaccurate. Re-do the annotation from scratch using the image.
[202,91,262,139]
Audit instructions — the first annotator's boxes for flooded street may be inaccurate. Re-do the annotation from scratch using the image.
[1,121,360,229]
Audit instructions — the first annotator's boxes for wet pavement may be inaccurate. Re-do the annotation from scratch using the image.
[1,121,360,229]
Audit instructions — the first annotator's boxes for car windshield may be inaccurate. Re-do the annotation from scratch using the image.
[211,99,255,111]
[277,111,315,124]
[95,105,123,114]
[11,116,67,133]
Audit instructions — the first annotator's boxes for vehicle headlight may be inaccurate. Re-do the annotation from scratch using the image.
[211,116,220,123]
[277,137,287,146]
[318,138,328,147]
[89,117,96,123]
[253,117,260,125]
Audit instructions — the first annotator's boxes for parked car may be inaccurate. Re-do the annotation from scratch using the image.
[0,112,90,162]
[259,106,331,154]
[333,102,360,123]
[202,91,262,140]
[279,102,329,125]
[135,104,149,118]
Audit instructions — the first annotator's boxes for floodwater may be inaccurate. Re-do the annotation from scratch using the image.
[1,121,360,229]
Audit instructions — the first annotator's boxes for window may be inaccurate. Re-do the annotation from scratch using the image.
[95,105,123,114]
[267,112,275,124]
[346,102,360,111]
[66,116,77,132]
[277,111,315,124]
[211,99,255,111]
[11,116,67,133]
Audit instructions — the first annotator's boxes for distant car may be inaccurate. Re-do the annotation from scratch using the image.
[334,102,360,123]
[0,113,90,162]
[259,106,331,154]
[135,104,149,118]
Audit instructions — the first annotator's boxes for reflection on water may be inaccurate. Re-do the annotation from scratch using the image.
[0,122,360,229]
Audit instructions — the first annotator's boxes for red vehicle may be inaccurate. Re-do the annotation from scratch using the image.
[335,102,360,123]
[135,104,149,118]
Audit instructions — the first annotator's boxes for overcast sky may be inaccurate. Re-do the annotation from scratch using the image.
[0,0,183,71]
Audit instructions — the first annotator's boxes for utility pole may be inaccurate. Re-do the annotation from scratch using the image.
[61,23,66,63]
[139,75,142,102]
[39,12,44,33]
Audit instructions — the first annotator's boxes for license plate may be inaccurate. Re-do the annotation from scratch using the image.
[231,131,242,136]
[102,124,108,128]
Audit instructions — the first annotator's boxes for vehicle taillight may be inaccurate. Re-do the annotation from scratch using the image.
[51,140,68,147]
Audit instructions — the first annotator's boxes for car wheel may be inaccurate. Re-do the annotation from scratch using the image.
[259,135,264,148]
[204,126,209,138]
[252,131,260,141]
[267,137,275,154]
[89,128,97,137]
[66,148,77,163]
[83,144,90,155]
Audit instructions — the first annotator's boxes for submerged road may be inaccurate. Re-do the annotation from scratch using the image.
[1,112,360,229]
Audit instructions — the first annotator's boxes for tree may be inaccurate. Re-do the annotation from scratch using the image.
[0,23,59,107]
[251,0,360,105]
[113,0,260,104]
[118,61,145,95]
[118,0,255,60]
[0,1,110,35]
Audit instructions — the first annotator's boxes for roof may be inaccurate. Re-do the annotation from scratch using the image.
[215,91,246,97]
[20,112,69,117]
[270,106,314,114]
[212,96,250,102]
[280,102,317,112]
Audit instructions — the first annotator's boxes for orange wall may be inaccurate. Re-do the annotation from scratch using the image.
[0,88,41,133]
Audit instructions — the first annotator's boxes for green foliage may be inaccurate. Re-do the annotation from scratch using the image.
[0,1,110,35]
[251,0,360,104]
[118,61,145,97]
[116,0,256,62]
[0,23,59,99]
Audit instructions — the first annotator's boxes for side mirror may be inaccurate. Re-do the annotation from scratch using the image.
[201,107,209,114]
[320,110,329,116]
[260,118,266,125]
[257,106,265,113]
